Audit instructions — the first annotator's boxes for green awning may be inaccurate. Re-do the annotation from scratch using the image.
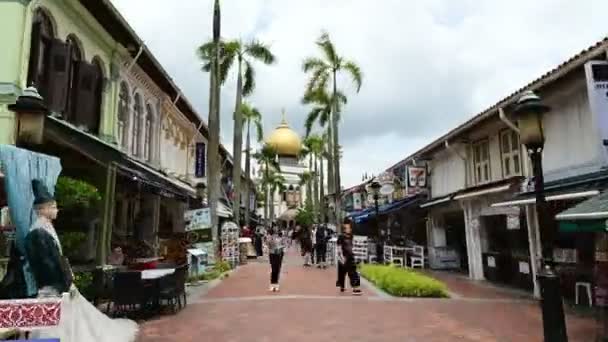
[556,192,608,232]
[559,220,607,233]
[555,191,608,221]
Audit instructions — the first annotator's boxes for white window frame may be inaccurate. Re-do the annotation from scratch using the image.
[500,129,522,178]
[472,139,491,184]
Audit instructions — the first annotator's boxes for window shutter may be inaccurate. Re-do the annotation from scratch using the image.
[27,22,42,88]
[72,61,100,133]
[46,39,72,113]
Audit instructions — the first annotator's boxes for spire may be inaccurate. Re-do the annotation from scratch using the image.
[281,108,287,124]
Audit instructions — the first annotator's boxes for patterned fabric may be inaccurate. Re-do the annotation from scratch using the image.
[0,297,62,329]
[0,145,62,296]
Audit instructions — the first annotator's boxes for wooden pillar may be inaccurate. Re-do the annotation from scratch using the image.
[98,163,117,265]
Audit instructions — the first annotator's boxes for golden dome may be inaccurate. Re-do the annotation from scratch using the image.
[266,110,302,156]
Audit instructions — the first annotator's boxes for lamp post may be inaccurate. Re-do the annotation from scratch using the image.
[8,87,48,146]
[370,178,382,263]
[512,90,567,342]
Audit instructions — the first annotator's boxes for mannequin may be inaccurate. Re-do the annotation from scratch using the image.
[25,179,138,341]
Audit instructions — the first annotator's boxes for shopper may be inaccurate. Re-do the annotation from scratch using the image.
[300,226,313,267]
[266,228,285,292]
[311,224,318,265]
[336,217,362,295]
[315,221,330,269]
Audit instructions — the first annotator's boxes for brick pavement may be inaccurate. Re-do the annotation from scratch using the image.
[137,248,599,342]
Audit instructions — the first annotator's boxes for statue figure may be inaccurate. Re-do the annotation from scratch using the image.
[25,179,138,341]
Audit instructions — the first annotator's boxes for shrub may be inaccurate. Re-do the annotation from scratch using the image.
[359,264,449,298]
[73,271,94,300]
[214,260,232,273]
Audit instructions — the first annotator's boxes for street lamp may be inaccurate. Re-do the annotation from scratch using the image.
[8,87,48,145]
[512,90,567,342]
[370,178,382,263]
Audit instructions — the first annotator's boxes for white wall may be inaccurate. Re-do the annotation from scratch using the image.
[430,145,466,198]
[542,76,603,182]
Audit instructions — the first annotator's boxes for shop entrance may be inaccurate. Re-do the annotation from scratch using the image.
[444,212,468,273]
[482,213,533,290]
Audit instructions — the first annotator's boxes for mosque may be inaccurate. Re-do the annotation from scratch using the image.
[258,111,308,227]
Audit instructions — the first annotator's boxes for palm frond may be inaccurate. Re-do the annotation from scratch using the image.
[342,60,363,92]
[304,107,322,136]
[246,40,276,64]
[197,41,217,72]
[242,60,255,96]
[254,119,263,142]
[316,31,339,66]
[302,57,328,73]
[218,50,235,84]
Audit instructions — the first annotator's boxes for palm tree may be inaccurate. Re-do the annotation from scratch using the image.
[241,102,263,227]
[308,134,325,221]
[199,39,275,223]
[299,171,314,209]
[266,171,286,223]
[302,31,363,227]
[253,145,280,223]
[301,136,316,214]
[197,0,222,249]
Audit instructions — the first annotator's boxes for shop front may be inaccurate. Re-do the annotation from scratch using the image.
[424,199,468,273]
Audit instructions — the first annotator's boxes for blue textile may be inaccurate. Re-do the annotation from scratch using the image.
[0,144,62,296]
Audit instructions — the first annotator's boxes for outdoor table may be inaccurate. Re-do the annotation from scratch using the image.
[142,268,175,280]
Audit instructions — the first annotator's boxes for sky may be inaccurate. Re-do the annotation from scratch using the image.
[110,0,608,188]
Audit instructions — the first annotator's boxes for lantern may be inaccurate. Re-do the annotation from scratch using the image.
[8,87,48,145]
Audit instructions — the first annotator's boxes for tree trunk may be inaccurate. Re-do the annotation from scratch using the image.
[313,153,319,220]
[208,0,221,253]
[319,155,325,221]
[332,69,342,230]
[269,186,275,222]
[306,156,313,209]
[264,166,269,224]
[244,120,251,227]
[326,125,334,196]
[231,57,243,226]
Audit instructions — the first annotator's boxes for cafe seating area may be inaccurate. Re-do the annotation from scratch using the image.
[92,258,189,318]
[352,235,428,268]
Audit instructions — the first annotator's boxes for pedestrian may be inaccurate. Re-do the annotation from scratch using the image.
[255,226,264,257]
[311,224,318,265]
[300,226,313,267]
[266,228,285,292]
[336,217,362,295]
[315,219,330,269]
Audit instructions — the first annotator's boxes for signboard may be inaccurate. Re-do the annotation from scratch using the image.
[184,208,211,232]
[195,142,206,178]
[406,166,427,188]
[352,192,362,210]
[584,61,608,162]
[506,214,520,230]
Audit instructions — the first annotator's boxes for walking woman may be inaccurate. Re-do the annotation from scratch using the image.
[266,228,285,292]
[336,218,362,295]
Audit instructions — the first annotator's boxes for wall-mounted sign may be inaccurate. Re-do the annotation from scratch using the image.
[195,142,206,178]
[353,192,362,210]
[406,166,427,188]
[184,208,211,232]
[585,61,608,163]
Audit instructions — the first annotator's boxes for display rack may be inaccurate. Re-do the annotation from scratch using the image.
[221,221,239,268]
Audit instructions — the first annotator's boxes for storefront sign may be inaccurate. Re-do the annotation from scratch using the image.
[487,256,496,268]
[506,214,520,230]
[518,261,530,274]
[195,142,206,178]
[407,166,426,192]
[184,208,211,231]
[585,61,608,162]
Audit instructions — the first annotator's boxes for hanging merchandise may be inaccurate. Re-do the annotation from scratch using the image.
[221,221,239,268]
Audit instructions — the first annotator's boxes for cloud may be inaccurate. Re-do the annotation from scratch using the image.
[111,0,608,188]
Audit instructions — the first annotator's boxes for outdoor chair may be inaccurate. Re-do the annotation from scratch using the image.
[92,267,114,312]
[110,271,147,318]
[159,264,188,313]
[410,245,425,269]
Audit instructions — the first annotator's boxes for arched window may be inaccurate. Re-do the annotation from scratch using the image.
[117,82,130,147]
[65,35,83,120]
[132,93,143,156]
[27,9,55,99]
[144,103,154,161]
[89,58,104,134]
